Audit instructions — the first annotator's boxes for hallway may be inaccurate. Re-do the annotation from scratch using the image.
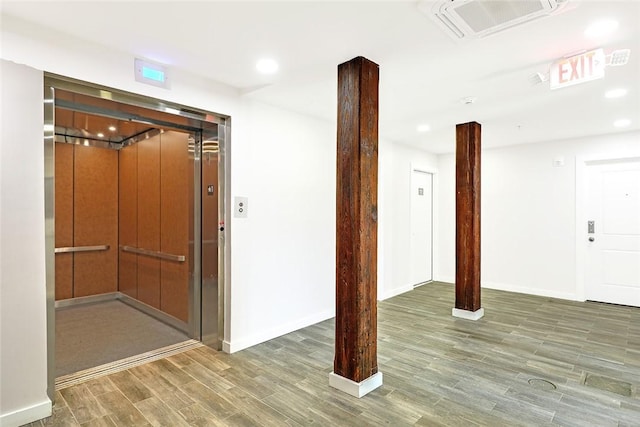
[27,282,640,426]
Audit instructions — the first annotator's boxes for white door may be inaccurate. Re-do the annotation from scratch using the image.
[585,160,640,307]
[410,170,433,286]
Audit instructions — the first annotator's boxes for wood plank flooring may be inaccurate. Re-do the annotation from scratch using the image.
[27,282,640,426]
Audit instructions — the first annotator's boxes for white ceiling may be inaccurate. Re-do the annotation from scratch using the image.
[2,0,639,153]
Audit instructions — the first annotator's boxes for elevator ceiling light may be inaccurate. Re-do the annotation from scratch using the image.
[417,124,431,132]
[256,58,279,74]
[584,19,619,39]
[614,118,631,128]
[605,88,628,99]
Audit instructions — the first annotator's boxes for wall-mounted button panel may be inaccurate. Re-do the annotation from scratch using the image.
[234,196,248,218]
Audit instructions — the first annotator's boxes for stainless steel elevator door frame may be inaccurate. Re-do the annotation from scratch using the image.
[44,74,227,404]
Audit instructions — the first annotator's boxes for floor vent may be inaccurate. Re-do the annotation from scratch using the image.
[528,378,557,390]
[584,373,633,397]
[421,0,570,41]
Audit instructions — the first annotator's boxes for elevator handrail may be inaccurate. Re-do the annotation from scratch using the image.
[55,245,110,253]
[119,245,186,262]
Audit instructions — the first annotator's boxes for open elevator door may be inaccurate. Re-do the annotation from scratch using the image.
[44,75,226,400]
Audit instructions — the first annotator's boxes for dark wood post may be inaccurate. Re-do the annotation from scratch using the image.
[453,121,484,320]
[330,56,383,397]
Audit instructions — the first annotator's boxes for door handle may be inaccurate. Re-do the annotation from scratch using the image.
[588,237,595,242]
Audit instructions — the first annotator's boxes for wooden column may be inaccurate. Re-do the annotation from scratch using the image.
[453,121,484,320]
[330,56,383,397]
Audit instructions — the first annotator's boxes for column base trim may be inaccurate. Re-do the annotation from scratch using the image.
[452,307,485,320]
[0,399,52,427]
[329,371,383,398]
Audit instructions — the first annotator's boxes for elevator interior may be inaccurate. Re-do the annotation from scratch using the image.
[47,80,224,385]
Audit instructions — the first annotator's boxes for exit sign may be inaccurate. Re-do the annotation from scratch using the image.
[134,58,169,89]
[550,49,605,90]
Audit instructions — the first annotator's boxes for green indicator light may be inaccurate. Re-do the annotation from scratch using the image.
[142,66,165,82]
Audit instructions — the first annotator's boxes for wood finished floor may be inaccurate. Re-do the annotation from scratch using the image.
[26,282,640,426]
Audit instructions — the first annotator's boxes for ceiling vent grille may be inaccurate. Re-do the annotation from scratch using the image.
[422,0,569,41]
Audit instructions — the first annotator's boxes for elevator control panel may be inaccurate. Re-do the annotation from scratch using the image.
[234,196,248,218]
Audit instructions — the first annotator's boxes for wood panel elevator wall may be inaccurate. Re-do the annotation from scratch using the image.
[54,143,119,300]
[118,131,190,323]
[55,131,190,324]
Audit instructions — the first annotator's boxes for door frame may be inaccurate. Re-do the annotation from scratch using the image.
[409,163,437,286]
[575,155,640,302]
[43,73,229,402]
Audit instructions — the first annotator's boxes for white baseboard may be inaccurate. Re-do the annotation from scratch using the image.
[434,276,455,284]
[482,281,579,301]
[0,399,51,427]
[378,284,413,301]
[224,309,335,353]
[432,278,579,301]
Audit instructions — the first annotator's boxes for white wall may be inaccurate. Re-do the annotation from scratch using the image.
[0,13,444,425]
[0,60,51,427]
[436,131,640,300]
[1,12,340,351]
[225,101,336,352]
[379,141,438,300]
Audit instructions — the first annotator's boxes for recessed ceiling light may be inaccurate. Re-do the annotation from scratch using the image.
[97,132,104,138]
[584,19,619,39]
[108,125,117,132]
[417,124,431,132]
[613,118,631,128]
[605,88,628,99]
[256,58,279,74]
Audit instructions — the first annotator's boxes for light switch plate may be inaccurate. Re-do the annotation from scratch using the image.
[234,196,248,218]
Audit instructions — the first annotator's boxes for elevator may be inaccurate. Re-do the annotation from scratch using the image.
[44,76,226,397]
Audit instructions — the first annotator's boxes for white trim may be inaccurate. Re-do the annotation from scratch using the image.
[378,284,414,301]
[452,307,485,320]
[482,280,580,301]
[409,165,436,285]
[575,155,588,302]
[435,276,455,284]
[0,399,51,427]
[434,279,579,301]
[410,162,438,175]
[329,371,383,398]
[224,309,334,353]
[575,155,640,303]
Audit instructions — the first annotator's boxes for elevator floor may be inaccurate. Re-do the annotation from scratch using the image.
[55,299,189,378]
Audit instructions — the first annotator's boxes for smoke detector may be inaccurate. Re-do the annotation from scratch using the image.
[421,0,570,41]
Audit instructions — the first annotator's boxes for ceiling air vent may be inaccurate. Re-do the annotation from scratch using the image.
[421,0,569,41]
